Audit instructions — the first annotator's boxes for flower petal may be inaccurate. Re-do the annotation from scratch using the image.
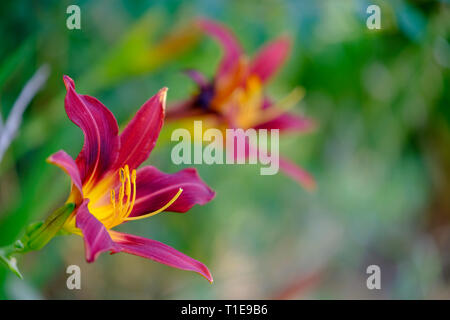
[129,166,215,217]
[242,140,316,191]
[184,69,209,89]
[250,36,290,83]
[75,199,118,262]
[116,88,167,171]
[47,150,83,197]
[197,18,242,78]
[279,156,316,191]
[110,230,213,282]
[254,112,316,133]
[63,76,119,184]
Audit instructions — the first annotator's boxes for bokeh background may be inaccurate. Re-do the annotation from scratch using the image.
[0,0,449,299]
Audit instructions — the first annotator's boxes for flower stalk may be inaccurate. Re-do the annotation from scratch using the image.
[0,203,75,278]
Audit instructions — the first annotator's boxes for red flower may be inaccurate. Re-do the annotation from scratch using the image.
[48,76,215,282]
[167,18,316,190]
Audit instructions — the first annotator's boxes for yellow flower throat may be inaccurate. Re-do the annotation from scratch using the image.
[65,165,183,233]
[105,165,183,228]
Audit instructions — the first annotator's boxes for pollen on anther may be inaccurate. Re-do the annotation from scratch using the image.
[119,168,125,182]
[110,189,116,210]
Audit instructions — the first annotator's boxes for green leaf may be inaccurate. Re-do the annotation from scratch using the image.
[0,243,23,279]
[0,36,35,93]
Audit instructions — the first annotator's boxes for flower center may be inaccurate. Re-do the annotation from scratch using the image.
[103,165,184,228]
[110,165,137,223]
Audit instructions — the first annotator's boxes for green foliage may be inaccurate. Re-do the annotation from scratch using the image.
[0,0,448,299]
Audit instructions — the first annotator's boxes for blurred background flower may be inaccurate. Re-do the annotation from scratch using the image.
[165,18,316,190]
[0,0,449,299]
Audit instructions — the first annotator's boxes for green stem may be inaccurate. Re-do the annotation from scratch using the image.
[0,241,24,279]
[0,203,75,279]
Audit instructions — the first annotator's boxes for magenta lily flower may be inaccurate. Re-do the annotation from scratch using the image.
[167,18,316,190]
[47,76,215,282]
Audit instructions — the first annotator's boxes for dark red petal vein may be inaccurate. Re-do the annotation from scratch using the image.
[63,75,119,184]
[116,88,166,170]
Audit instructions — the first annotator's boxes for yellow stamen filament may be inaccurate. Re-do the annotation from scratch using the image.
[255,87,305,125]
[118,168,125,215]
[235,76,263,128]
[127,170,137,217]
[110,190,116,213]
[104,165,137,226]
[124,188,183,221]
[105,166,182,226]
[122,165,132,218]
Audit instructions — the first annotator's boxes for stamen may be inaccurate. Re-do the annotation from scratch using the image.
[118,168,125,214]
[110,189,116,213]
[124,169,137,218]
[119,168,125,182]
[122,165,132,218]
[255,87,305,125]
[104,165,139,228]
[125,165,131,197]
[125,188,183,221]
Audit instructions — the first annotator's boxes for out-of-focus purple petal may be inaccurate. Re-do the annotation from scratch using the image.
[75,199,118,263]
[279,156,316,191]
[63,76,119,184]
[242,139,316,191]
[110,230,213,283]
[262,98,272,110]
[254,113,316,133]
[197,18,242,78]
[184,69,209,88]
[116,88,166,171]
[249,36,291,83]
[129,166,215,217]
[47,150,83,196]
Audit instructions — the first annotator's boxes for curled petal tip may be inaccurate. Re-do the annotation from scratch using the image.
[272,34,292,52]
[62,75,75,90]
[204,276,214,284]
[279,157,317,192]
[191,259,213,284]
[304,179,317,193]
[46,149,64,162]
[195,17,210,28]
[278,34,292,45]
[110,231,214,283]
[297,172,317,193]
[186,167,216,202]
[159,87,168,108]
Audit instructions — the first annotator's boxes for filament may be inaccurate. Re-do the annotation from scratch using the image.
[124,188,183,221]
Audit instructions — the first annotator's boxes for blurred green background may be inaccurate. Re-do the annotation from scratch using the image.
[0,0,449,299]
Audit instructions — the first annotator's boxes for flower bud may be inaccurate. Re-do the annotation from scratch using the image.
[22,203,75,251]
